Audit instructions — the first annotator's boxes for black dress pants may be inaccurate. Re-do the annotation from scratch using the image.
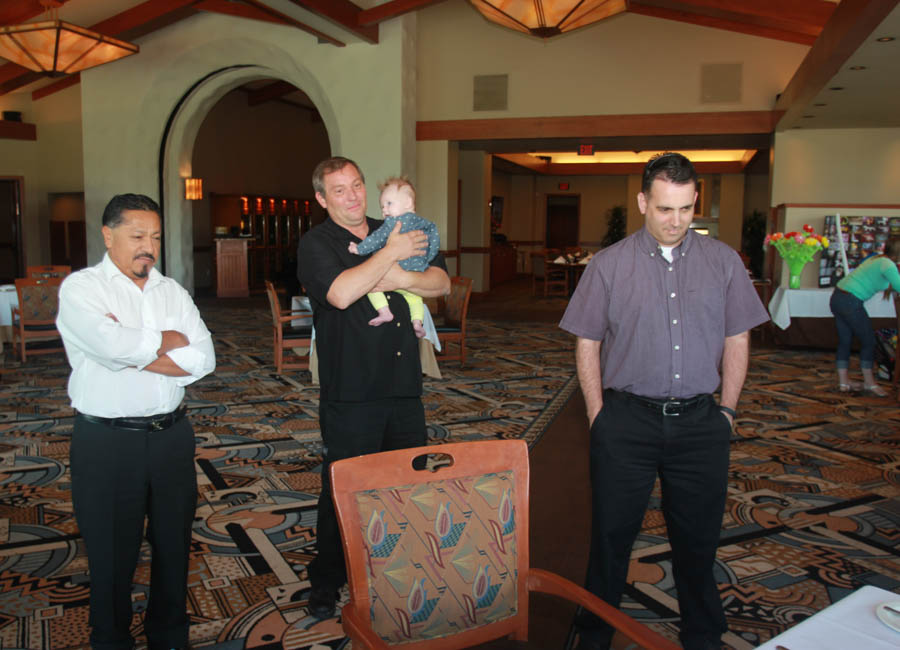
[308,397,427,592]
[70,415,197,650]
[577,389,731,650]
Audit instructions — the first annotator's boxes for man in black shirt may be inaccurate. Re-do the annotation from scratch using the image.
[297,157,450,618]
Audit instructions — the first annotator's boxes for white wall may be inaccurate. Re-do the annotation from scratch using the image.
[0,83,84,268]
[79,11,412,289]
[458,150,490,290]
[772,128,900,206]
[417,3,807,121]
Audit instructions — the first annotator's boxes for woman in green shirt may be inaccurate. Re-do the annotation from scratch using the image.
[829,237,900,396]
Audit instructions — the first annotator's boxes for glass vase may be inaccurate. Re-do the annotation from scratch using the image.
[786,258,808,289]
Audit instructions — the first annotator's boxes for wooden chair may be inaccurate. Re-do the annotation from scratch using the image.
[434,276,472,366]
[12,277,65,362]
[264,280,312,374]
[26,265,71,279]
[330,440,679,650]
[531,253,567,297]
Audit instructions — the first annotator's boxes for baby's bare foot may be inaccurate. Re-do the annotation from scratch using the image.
[369,306,394,327]
[412,320,426,338]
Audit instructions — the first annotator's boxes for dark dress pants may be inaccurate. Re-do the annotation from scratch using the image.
[577,389,731,650]
[71,415,197,650]
[308,397,427,592]
[829,288,876,368]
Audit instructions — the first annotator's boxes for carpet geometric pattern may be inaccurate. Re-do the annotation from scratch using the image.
[0,302,576,650]
[1,302,898,649]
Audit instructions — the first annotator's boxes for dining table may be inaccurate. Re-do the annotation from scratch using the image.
[548,254,591,296]
[754,585,900,649]
[291,296,442,382]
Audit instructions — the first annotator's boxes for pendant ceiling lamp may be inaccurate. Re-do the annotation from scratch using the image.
[469,0,626,38]
[0,0,138,76]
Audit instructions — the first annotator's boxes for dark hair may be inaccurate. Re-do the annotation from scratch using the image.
[312,156,365,196]
[641,152,698,194]
[102,194,160,228]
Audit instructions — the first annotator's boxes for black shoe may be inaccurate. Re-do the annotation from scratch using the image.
[307,586,338,619]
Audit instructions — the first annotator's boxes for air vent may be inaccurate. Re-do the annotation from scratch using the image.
[700,63,742,104]
[473,74,508,111]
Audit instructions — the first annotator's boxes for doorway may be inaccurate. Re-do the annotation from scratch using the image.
[0,178,23,283]
[545,194,579,250]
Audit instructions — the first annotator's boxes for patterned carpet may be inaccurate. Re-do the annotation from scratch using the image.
[0,302,577,650]
[626,350,900,649]
[0,301,898,649]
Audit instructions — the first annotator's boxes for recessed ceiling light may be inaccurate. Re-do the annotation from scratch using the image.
[849,65,867,70]
[814,103,827,107]
[876,36,895,42]
[829,86,844,91]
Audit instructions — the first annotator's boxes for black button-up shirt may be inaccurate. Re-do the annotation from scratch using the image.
[298,216,447,402]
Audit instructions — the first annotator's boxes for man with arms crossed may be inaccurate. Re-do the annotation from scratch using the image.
[560,153,768,650]
[297,157,450,618]
[58,194,215,650]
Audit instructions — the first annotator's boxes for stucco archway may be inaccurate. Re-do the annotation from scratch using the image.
[157,53,340,291]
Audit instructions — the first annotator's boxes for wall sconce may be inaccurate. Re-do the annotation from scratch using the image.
[184,177,203,200]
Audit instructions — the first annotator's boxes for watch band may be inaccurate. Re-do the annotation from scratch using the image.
[719,405,737,418]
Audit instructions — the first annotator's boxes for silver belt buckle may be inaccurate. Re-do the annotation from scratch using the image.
[150,418,166,431]
[662,400,681,416]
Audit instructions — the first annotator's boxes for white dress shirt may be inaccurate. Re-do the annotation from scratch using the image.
[57,253,216,418]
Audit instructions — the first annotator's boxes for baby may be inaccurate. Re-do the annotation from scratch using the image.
[348,176,440,338]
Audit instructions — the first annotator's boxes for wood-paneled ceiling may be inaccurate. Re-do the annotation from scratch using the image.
[1,0,898,175]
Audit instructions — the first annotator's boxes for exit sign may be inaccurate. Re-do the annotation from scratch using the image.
[578,144,593,156]
[558,182,570,190]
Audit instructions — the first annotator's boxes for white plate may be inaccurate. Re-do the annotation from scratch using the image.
[875,601,900,633]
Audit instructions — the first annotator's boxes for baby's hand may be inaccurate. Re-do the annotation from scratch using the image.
[348,242,359,255]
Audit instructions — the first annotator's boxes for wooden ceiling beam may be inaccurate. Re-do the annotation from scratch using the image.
[627,2,818,45]
[247,80,297,106]
[632,0,834,33]
[233,0,345,46]
[418,111,784,141]
[286,0,378,43]
[195,0,291,26]
[357,0,449,27]
[775,0,900,127]
[0,0,76,26]
[32,73,80,101]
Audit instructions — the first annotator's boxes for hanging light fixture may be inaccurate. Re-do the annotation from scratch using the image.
[468,0,626,38]
[0,0,138,77]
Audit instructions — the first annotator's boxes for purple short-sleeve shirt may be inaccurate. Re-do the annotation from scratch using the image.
[560,228,769,399]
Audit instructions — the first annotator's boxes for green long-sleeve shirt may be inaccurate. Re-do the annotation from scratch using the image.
[837,255,900,301]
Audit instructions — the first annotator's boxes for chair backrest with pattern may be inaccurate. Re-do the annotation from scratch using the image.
[26,265,71,279]
[14,277,63,321]
[444,276,472,328]
[331,440,531,648]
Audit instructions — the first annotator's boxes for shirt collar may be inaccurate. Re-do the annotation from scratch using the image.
[637,226,695,258]
[101,252,162,290]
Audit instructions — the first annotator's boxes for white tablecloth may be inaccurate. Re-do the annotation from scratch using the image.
[768,287,897,330]
[755,585,900,649]
[0,284,18,344]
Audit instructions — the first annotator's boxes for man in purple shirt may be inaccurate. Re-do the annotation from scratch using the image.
[560,153,769,650]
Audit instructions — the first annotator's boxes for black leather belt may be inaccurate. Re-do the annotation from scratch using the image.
[624,392,710,416]
[77,405,187,431]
